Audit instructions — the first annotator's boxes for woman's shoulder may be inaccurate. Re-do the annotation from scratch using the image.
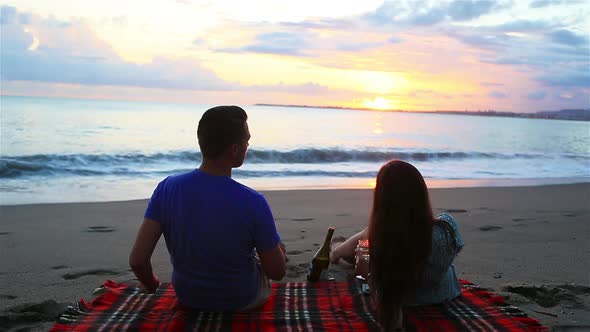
[435,212,456,225]
[433,213,464,250]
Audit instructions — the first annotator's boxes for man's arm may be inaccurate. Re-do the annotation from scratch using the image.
[129,218,162,292]
[257,243,286,281]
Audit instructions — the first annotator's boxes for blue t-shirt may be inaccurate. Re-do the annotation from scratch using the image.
[144,169,280,310]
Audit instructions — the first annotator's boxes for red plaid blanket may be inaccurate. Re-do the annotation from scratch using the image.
[50,279,548,331]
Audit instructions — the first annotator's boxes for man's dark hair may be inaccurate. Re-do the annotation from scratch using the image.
[197,105,248,158]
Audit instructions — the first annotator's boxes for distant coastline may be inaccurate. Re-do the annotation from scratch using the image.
[255,103,590,122]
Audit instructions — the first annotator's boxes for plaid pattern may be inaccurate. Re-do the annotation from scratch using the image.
[50,279,548,331]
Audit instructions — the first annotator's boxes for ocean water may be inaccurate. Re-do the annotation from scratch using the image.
[1,95,589,205]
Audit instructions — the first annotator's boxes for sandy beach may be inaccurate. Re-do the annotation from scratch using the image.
[1,183,589,331]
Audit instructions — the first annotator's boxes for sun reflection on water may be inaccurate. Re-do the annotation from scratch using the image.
[373,112,383,134]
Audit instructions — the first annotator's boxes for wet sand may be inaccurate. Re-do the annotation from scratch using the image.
[1,183,589,331]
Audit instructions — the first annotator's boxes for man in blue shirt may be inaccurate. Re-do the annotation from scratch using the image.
[129,105,286,310]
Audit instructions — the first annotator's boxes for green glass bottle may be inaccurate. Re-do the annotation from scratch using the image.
[307,227,335,282]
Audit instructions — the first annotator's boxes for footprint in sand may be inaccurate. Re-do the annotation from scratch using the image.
[51,265,69,270]
[444,209,468,213]
[286,249,311,255]
[62,269,119,280]
[291,218,315,221]
[0,294,17,300]
[4,300,69,322]
[286,263,308,278]
[86,226,115,233]
[479,225,503,231]
[502,284,590,309]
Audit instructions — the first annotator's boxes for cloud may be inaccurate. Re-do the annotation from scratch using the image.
[110,16,128,26]
[548,29,588,47]
[247,82,331,95]
[556,91,576,100]
[480,43,588,67]
[529,0,583,8]
[492,19,555,32]
[410,7,447,25]
[439,15,588,93]
[220,31,309,56]
[447,0,498,21]
[18,12,32,24]
[279,18,355,30]
[336,41,383,51]
[481,56,529,65]
[408,89,455,100]
[388,36,403,43]
[480,82,504,87]
[442,19,558,52]
[2,52,231,90]
[0,6,231,91]
[537,72,590,88]
[0,5,17,24]
[99,15,128,27]
[363,0,510,26]
[526,90,546,100]
[445,29,508,50]
[489,91,508,99]
[213,18,384,55]
[529,0,557,8]
[1,19,32,52]
[193,37,206,45]
[547,45,590,58]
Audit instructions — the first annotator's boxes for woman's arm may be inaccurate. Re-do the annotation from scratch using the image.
[330,227,368,264]
[426,214,464,283]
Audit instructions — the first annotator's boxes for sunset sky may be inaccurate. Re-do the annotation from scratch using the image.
[1,0,588,112]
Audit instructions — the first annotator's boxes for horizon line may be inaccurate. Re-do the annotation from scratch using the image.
[2,93,588,116]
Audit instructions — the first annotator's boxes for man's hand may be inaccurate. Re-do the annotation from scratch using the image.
[258,243,287,281]
[138,275,160,294]
[129,218,163,293]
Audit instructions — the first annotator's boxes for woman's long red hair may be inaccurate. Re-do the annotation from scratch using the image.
[368,160,433,331]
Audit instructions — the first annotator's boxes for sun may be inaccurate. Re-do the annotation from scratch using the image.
[363,97,396,110]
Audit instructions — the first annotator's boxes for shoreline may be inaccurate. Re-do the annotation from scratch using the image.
[1,183,589,330]
[2,177,589,206]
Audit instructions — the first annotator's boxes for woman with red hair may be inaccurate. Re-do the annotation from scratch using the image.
[331,160,464,331]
